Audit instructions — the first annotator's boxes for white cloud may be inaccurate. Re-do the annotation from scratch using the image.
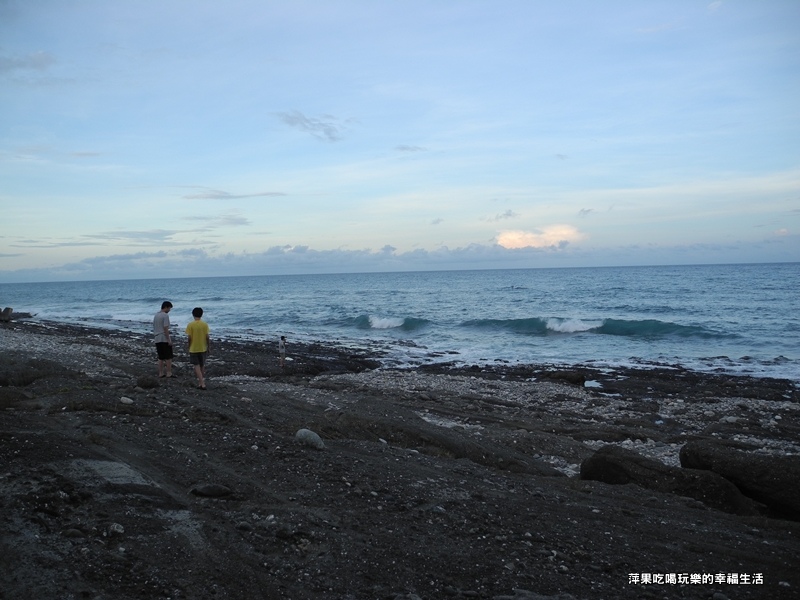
[496,225,586,250]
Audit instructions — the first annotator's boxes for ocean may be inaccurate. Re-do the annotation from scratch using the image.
[1,263,798,382]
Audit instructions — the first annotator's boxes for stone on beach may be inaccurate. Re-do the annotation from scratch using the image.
[680,440,800,520]
[295,427,325,449]
[190,483,232,497]
[580,444,763,516]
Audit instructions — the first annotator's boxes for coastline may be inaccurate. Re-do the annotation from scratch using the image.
[2,318,799,599]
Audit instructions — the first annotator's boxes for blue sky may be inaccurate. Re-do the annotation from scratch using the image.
[1,0,798,282]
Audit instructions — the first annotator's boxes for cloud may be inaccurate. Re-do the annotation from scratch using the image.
[708,1,723,13]
[496,225,586,250]
[181,187,286,200]
[484,210,519,223]
[10,239,106,248]
[3,233,798,283]
[578,208,594,217]
[396,145,426,152]
[277,110,349,142]
[185,213,253,227]
[431,218,443,225]
[0,50,55,74]
[81,230,191,246]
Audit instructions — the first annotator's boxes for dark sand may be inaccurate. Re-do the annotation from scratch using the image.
[1,319,799,599]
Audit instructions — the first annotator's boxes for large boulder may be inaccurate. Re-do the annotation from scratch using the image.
[680,440,800,521]
[581,444,763,516]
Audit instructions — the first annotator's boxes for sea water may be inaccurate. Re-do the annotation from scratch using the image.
[1,263,798,382]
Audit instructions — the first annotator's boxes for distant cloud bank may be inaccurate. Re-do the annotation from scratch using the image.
[3,232,796,283]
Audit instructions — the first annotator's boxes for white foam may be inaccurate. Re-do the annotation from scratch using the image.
[545,318,601,333]
[369,315,405,329]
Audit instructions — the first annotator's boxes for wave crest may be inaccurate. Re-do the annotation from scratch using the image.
[462,317,721,338]
[350,314,430,331]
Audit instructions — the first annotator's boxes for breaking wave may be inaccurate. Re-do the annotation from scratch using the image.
[461,317,723,339]
[349,314,431,332]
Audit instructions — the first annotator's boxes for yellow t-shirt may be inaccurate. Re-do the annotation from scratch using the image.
[185,319,209,353]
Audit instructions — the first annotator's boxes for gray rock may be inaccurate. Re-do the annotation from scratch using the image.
[295,428,325,450]
[680,440,800,520]
[581,444,763,516]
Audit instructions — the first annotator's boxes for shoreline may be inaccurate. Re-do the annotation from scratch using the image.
[7,315,800,386]
[2,318,800,598]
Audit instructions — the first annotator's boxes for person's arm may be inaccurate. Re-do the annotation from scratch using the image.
[163,323,172,345]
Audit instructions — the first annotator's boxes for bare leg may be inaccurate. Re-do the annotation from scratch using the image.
[195,364,205,388]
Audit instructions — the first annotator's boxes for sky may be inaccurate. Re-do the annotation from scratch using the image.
[1,0,799,282]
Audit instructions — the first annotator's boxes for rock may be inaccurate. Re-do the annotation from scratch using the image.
[0,308,32,321]
[62,528,85,538]
[190,483,232,498]
[136,375,160,389]
[680,440,800,520]
[580,445,763,516]
[541,370,586,386]
[120,397,134,405]
[295,428,325,450]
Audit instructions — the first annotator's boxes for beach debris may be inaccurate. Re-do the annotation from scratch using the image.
[295,428,325,450]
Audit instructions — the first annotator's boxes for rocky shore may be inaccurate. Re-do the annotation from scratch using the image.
[1,319,799,600]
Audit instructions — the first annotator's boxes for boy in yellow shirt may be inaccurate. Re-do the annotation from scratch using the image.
[185,307,210,389]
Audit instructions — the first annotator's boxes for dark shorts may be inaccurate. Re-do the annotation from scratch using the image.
[189,352,207,366]
[156,342,173,360]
